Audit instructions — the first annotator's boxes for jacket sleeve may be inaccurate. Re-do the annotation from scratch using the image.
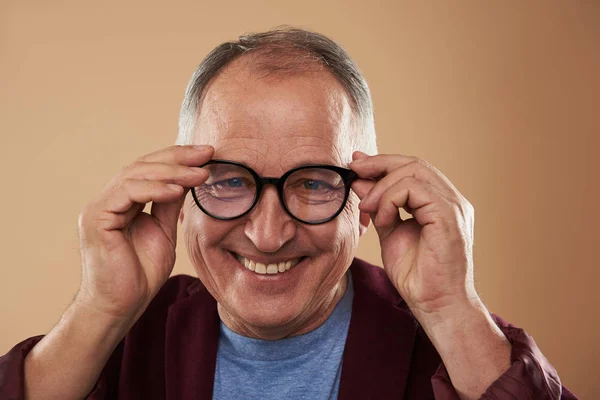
[0,336,44,400]
[430,315,578,400]
[0,335,123,399]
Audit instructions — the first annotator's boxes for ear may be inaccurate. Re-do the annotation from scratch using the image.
[179,207,185,223]
[358,211,371,236]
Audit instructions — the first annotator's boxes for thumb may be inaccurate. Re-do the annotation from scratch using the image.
[150,187,188,248]
[352,150,369,162]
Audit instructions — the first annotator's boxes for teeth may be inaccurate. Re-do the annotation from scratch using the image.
[266,264,278,274]
[235,254,301,275]
[255,262,267,274]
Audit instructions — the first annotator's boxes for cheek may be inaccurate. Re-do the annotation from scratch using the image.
[181,198,228,272]
[333,201,361,266]
[339,194,362,246]
[183,195,227,241]
[308,203,361,263]
[182,210,208,278]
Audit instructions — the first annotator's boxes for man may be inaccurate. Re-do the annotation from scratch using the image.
[0,27,576,399]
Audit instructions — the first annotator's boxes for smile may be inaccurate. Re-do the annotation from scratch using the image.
[234,253,302,275]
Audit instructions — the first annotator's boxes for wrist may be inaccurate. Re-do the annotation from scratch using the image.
[23,297,132,400]
[412,296,486,332]
[69,295,135,343]
[414,296,508,351]
[415,298,512,399]
[74,286,149,325]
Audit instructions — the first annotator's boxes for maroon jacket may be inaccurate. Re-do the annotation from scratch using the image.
[0,258,577,399]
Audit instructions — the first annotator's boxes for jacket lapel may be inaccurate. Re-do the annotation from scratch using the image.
[338,261,418,400]
[164,284,220,400]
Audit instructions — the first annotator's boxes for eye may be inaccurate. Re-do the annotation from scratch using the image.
[224,178,243,188]
[212,177,245,188]
[303,180,329,191]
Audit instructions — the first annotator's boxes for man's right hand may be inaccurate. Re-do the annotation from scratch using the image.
[23,144,213,400]
[75,144,214,323]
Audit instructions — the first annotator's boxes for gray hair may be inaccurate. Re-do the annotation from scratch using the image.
[176,26,377,155]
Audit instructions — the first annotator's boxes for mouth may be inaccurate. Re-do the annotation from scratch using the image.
[233,252,305,275]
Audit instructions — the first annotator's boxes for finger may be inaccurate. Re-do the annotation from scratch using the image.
[151,187,190,248]
[94,204,146,232]
[350,178,376,200]
[350,153,416,179]
[370,177,447,239]
[352,151,370,162]
[104,179,186,215]
[123,162,209,188]
[94,180,188,232]
[350,154,458,196]
[137,144,214,166]
[359,160,457,211]
[350,178,380,226]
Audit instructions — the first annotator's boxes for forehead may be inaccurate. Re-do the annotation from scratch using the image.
[193,62,356,174]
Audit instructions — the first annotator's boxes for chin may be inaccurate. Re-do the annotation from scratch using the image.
[230,296,303,331]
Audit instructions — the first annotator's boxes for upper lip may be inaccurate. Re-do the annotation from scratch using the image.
[231,251,304,265]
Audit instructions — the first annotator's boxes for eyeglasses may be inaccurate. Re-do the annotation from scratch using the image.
[191,160,358,225]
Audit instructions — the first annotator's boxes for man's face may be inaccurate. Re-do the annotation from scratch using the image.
[180,61,367,336]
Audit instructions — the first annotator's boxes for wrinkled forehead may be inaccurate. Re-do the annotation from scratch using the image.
[193,65,356,174]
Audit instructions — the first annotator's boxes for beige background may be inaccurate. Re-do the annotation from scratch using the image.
[1,1,598,397]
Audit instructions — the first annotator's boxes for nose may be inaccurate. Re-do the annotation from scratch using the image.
[244,186,296,253]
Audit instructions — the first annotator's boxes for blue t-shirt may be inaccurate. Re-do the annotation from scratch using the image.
[212,271,354,400]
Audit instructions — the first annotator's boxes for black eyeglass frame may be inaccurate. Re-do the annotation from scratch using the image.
[191,159,358,225]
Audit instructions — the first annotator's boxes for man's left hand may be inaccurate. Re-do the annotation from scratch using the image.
[350,151,477,320]
[350,151,511,400]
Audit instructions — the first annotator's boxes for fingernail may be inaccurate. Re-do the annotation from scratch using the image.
[191,167,206,174]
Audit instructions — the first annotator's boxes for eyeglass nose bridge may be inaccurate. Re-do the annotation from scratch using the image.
[259,177,282,186]
[243,176,298,225]
[253,176,286,207]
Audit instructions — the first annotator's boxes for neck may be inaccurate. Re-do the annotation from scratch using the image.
[218,272,349,340]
